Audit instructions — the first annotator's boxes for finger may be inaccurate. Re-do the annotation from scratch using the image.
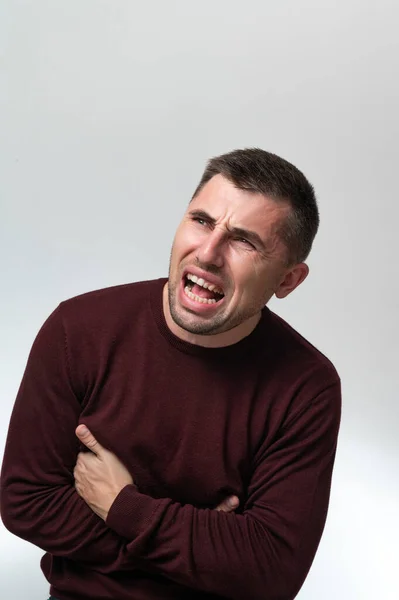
[74,458,83,474]
[76,451,93,466]
[73,462,83,480]
[215,495,239,513]
[75,425,103,456]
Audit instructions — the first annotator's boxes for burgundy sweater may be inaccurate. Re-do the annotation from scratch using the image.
[1,278,341,600]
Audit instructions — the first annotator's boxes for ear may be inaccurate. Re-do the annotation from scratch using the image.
[275,263,309,299]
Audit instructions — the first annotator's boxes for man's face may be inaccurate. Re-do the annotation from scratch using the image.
[167,174,294,336]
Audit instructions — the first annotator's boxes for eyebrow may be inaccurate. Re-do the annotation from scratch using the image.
[188,209,267,251]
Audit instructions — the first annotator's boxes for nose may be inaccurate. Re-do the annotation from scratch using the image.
[196,229,225,269]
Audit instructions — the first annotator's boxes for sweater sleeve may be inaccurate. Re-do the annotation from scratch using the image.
[0,306,131,573]
[106,378,341,600]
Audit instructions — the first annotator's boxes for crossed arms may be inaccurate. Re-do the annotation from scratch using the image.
[0,306,341,600]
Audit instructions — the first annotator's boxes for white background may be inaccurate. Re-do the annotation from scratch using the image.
[1,1,398,598]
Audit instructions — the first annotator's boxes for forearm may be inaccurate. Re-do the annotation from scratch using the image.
[107,487,275,599]
[105,380,341,599]
[106,481,325,600]
[0,476,133,573]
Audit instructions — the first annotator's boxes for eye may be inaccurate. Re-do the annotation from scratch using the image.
[193,217,208,226]
[235,237,256,250]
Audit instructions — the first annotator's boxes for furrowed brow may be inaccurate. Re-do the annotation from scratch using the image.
[189,210,267,251]
[188,209,216,224]
[228,226,267,251]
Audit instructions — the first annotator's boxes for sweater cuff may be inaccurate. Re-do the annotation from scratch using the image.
[106,484,162,540]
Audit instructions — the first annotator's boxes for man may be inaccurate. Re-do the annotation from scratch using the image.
[0,148,341,600]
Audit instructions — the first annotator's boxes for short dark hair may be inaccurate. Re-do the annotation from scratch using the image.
[192,148,319,265]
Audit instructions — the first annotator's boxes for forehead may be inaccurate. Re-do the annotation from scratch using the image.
[189,174,290,235]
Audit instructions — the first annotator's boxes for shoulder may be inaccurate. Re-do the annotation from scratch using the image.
[256,308,341,415]
[259,310,341,429]
[54,278,165,342]
[58,278,162,320]
[267,309,339,382]
[61,278,159,310]
[44,279,165,391]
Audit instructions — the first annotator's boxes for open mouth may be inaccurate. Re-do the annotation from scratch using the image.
[183,273,225,305]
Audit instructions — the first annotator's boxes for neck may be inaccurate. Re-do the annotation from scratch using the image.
[162,283,261,348]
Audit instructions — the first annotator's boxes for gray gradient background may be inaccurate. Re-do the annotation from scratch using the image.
[1,1,398,599]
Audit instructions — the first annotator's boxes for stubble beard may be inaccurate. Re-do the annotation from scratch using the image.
[167,278,227,335]
[167,249,230,335]
[167,274,263,337]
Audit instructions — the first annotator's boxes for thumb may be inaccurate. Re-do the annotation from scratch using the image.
[215,495,240,513]
[76,425,103,456]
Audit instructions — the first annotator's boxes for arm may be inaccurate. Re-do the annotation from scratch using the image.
[103,379,341,600]
[0,306,131,573]
[0,305,238,574]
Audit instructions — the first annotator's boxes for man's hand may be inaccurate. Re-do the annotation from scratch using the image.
[74,425,240,521]
[74,425,134,521]
[215,495,240,512]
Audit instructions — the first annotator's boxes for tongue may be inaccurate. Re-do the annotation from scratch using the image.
[192,284,216,300]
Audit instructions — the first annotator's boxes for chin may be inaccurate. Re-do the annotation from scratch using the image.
[170,305,226,336]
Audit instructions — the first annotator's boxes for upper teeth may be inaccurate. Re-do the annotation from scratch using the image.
[187,273,223,295]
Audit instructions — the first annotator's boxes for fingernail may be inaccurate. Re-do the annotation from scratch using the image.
[78,425,89,435]
[229,496,238,508]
